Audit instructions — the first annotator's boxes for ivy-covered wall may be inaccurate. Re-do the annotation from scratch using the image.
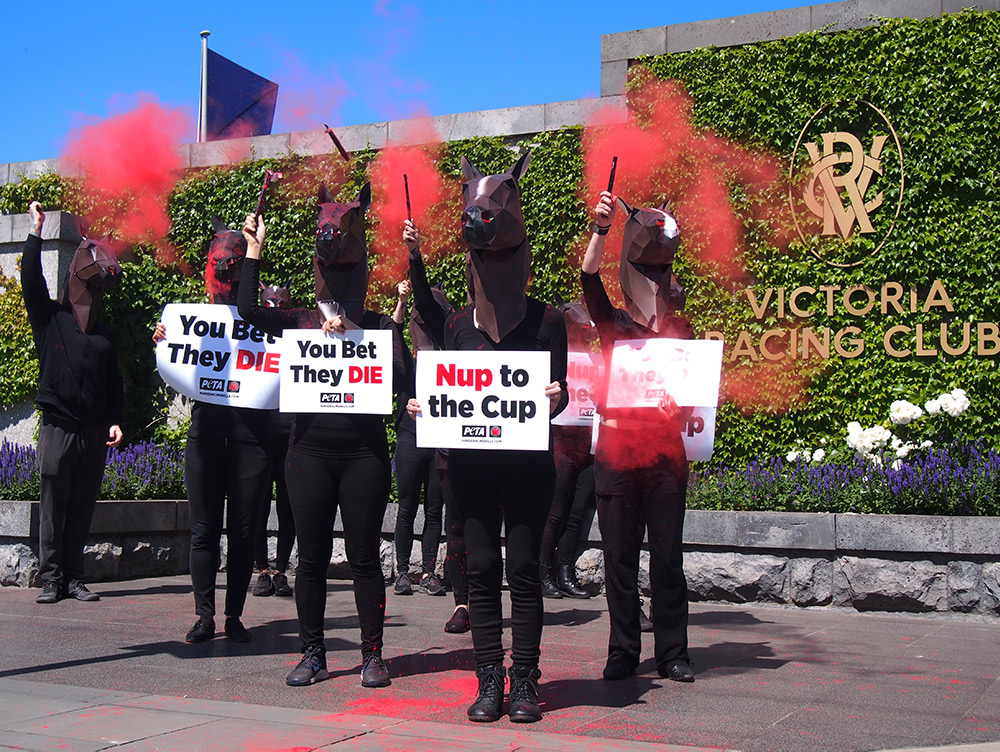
[1,11,996,466]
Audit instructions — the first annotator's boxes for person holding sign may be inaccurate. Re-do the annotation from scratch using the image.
[238,184,405,692]
[408,154,567,724]
[581,189,696,684]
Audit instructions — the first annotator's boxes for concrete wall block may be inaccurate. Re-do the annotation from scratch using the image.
[83,542,122,581]
[40,212,83,242]
[739,511,835,550]
[0,401,39,449]
[947,560,981,613]
[601,27,668,62]
[943,0,1000,10]
[0,162,9,186]
[337,122,390,153]
[122,536,186,579]
[90,501,181,535]
[543,98,626,131]
[10,213,32,244]
[189,139,254,168]
[424,106,546,143]
[667,7,812,54]
[981,562,1000,615]
[0,501,35,538]
[638,550,651,592]
[0,216,13,245]
[835,513,950,553]
[7,160,59,182]
[835,555,947,612]
[684,510,739,547]
[790,557,833,606]
[247,134,292,161]
[0,543,39,587]
[600,60,628,98]
[685,551,788,603]
[951,516,1000,555]
[857,0,943,22]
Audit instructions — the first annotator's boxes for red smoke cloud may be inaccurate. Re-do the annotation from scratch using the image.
[61,98,190,267]
[273,53,350,133]
[368,116,461,294]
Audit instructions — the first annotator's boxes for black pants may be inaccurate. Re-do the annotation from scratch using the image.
[540,453,595,568]
[449,450,554,668]
[286,447,389,655]
[595,428,689,671]
[254,430,295,572]
[440,465,469,606]
[37,420,107,587]
[393,428,443,574]
[185,435,271,619]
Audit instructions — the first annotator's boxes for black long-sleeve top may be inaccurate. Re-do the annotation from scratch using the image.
[443,298,568,463]
[20,233,124,429]
[238,257,406,459]
[581,270,692,441]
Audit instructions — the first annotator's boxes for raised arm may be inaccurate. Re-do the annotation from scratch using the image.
[237,214,297,335]
[21,201,54,335]
[404,219,450,349]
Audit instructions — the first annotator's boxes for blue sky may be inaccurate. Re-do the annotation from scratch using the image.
[3,0,807,165]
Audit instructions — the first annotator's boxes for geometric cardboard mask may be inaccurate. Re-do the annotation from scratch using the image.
[205,215,248,306]
[60,236,122,332]
[314,182,371,323]
[615,197,681,332]
[460,152,531,342]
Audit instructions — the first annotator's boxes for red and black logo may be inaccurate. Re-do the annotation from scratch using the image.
[489,426,502,438]
[227,381,241,393]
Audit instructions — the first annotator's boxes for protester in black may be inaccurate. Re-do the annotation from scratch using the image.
[407,154,567,724]
[238,187,405,690]
[581,190,694,684]
[21,202,124,605]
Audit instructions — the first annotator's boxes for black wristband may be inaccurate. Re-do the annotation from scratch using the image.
[592,222,610,235]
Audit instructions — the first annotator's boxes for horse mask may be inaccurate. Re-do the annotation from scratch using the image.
[461,152,531,342]
[554,294,598,352]
[409,283,454,352]
[260,282,291,308]
[205,216,248,306]
[60,236,122,332]
[615,198,682,332]
[315,182,370,324]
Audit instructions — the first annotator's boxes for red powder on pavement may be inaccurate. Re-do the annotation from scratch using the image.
[61,98,191,268]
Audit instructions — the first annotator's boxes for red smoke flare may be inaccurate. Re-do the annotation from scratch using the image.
[61,98,190,268]
[368,117,460,294]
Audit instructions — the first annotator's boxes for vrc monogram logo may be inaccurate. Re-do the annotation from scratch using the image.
[790,100,904,268]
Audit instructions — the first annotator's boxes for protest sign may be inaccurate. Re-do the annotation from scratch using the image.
[552,351,603,427]
[682,406,717,461]
[155,303,281,409]
[278,329,393,414]
[415,351,551,450]
[607,338,723,408]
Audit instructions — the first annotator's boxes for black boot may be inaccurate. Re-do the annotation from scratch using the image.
[540,564,563,599]
[555,563,590,599]
[467,664,505,722]
[508,665,542,723]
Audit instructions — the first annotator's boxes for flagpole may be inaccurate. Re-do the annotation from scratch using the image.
[198,30,210,143]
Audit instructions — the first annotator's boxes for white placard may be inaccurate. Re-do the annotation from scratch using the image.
[682,406,717,462]
[278,329,393,414]
[155,303,281,409]
[552,351,603,427]
[607,338,723,408]
[415,351,551,450]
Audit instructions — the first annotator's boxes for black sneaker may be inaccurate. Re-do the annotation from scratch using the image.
[419,573,445,596]
[251,571,274,597]
[393,572,413,595]
[224,617,252,642]
[36,582,61,604]
[66,580,100,602]
[185,617,215,643]
[444,605,470,634]
[286,645,329,686]
[272,571,293,597]
[360,652,392,688]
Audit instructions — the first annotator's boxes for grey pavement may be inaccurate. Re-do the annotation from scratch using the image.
[0,575,998,751]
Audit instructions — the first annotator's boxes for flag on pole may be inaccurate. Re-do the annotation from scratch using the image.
[199,45,278,142]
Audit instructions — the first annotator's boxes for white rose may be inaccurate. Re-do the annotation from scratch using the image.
[786,451,800,462]
[925,398,941,415]
[889,399,923,426]
[812,449,826,462]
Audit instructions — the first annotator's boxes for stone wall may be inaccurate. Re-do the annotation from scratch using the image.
[2,501,997,617]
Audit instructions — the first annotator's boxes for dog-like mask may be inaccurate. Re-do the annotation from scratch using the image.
[461,152,531,342]
[554,294,598,352]
[315,182,370,324]
[260,282,291,308]
[60,236,122,332]
[205,216,248,306]
[616,198,682,332]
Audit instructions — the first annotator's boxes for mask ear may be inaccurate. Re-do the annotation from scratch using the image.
[318,182,336,205]
[78,216,92,240]
[356,183,372,214]
[210,215,229,234]
[660,200,673,214]
[616,197,634,215]
[509,151,532,183]
[553,291,566,308]
[460,156,484,181]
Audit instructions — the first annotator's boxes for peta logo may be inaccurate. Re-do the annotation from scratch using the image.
[320,393,342,403]
[580,408,595,417]
[227,381,241,393]
[462,425,486,437]
[645,389,667,400]
[489,426,502,438]
[199,378,225,391]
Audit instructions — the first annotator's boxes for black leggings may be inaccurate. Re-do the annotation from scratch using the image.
[540,452,595,568]
[254,432,295,572]
[285,447,389,655]
[440,465,468,606]
[449,450,554,668]
[185,435,271,618]
[393,428,443,574]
